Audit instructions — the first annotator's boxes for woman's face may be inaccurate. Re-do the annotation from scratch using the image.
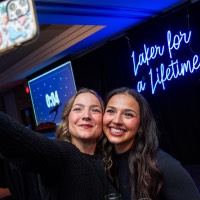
[103,93,141,154]
[68,92,103,147]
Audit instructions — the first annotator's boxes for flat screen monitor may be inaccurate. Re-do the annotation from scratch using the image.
[28,61,76,125]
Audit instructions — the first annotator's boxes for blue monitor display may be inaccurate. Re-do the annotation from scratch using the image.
[28,61,77,125]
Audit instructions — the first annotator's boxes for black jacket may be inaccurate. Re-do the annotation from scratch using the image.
[0,112,116,200]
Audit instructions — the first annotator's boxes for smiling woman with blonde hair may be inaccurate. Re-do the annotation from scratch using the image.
[0,88,117,200]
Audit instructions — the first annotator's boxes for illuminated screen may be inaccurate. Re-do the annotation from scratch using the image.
[28,61,76,125]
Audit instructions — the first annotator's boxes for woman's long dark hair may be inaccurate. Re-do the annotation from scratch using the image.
[104,87,163,200]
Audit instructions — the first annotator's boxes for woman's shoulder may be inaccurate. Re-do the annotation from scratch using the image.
[156,149,181,169]
[156,151,200,199]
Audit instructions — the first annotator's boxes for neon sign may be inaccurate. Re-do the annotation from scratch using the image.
[132,30,200,94]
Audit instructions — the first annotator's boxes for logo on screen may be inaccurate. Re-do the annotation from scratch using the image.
[45,91,60,108]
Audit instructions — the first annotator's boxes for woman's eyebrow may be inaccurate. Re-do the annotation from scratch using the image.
[106,106,115,109]
[106,106,137,114]
[124,109,136,113]
[72,103,83,107]
[72,104,101,108]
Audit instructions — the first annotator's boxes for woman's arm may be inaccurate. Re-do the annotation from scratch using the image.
[0,112,66,173]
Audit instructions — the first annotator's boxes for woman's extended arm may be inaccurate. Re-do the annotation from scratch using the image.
[0,111,73,173]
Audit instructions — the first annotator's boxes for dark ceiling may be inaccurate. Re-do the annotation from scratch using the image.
[0,0,190,92]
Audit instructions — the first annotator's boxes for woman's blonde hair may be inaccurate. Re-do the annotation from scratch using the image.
[55,88,113,178]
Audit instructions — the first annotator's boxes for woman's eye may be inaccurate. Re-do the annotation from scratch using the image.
[124,113,134,117]
[106,109,114,114]
[92,108,101,113]
[73,107,81,111]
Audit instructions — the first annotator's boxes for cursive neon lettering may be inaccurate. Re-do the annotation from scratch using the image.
[137,81,146,92]
[130,30,200,94]
[132,44,165,76]
[149,55,200,94]
[193,55,200,70]
[167,30,192,58]
[168,60,180,78]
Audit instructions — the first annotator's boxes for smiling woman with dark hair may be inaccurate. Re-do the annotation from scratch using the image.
[103,87,200,200]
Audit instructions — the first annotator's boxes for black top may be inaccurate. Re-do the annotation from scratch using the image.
[3,160,42,200]
[116,148,200,200]
[0,112,116,200]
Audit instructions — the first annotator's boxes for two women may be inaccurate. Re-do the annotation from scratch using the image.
[103,87,200,200]
[0,87,199,200]
[0,88,116,200]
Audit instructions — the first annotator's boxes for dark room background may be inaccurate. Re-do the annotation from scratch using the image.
[1,1,199,166]
[71,1,200,165]
[1,1,200,196]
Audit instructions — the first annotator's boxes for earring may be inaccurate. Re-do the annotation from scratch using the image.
[137,130,142,136]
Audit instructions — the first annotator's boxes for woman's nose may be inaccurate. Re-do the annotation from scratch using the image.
[112,113,123,124]
[82,110,91,120]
